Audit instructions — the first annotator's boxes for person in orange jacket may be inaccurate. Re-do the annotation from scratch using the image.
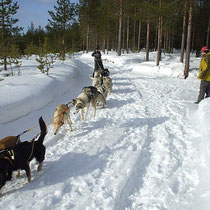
[195,46,210,104]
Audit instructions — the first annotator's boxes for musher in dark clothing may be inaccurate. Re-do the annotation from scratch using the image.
[92,46,104,77]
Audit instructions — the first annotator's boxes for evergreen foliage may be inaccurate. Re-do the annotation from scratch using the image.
[36,54,55,76]
[0,0,209,70]
[0,0,22,70]
[48,0,76,60]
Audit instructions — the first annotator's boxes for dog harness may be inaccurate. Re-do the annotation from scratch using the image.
[8,150,15,161]
[58,111,67,126]
[2,149,15,165]
[28,139,35,162]
[28,132,40,161]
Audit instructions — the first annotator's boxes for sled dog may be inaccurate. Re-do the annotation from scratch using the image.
[0,117,47,190]
[89,72,110,99]
[72,86,106,121]
[89,72,101,87]
[53,104,72,135]
[97,85,109,99]
[0,136,21,179]
[0,136,21,151]
[101,68,110,77]
[102,76,113,95]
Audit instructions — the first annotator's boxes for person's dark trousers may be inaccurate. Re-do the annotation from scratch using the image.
[93,60,104,77]
[94,60,104,70]
[97,60,104,70]
[196,80,210,103]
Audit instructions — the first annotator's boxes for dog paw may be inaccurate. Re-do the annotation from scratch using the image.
[16,170,20,178]
[37,162,43,171]
[28,176,31,182]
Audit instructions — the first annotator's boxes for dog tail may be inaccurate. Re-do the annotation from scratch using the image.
[37,116,47,145]
[89,74,94,80]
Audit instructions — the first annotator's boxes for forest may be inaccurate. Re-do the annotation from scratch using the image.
[0,0,209,77]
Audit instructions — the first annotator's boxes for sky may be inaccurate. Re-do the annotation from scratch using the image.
[0,50,210,209]
[15,0,79,32]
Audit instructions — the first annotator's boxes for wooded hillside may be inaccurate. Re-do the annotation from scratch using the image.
[0,0,209,73]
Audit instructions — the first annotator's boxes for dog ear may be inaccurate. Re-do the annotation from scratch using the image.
[72,99,76,105]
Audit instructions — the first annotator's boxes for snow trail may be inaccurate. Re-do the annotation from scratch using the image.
[0,53,201,210]
[124,70,198,210]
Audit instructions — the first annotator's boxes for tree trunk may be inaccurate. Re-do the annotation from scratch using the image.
[154,26,158,51]
[115,22,118,52]
[62,33,65,59]
[4,55,7,71]
[166,31,169,53]
[156,16,163,65]
[107,21,109,54]
[86,23,90,53]
[171,28,174,54]
[126,16,130,53]
[146,20,150,61]
[83,35,85,53]
[117,0,123,56]
[168,31,171,53]
[137,21,142,52]
[180,0,187,63]
[156,0,163,66]
[192,27,195,53]
[206,16,210,48]
[184,0,193,79]
[132,7,136,52]
[103,36,106,54]
[122,16,125,54]
[1,0,7,70]
[61,21,66,60]
[163,31,166,53]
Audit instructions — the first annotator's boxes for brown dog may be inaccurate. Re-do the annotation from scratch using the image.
[0,136,20,151]
[53,104,72,135]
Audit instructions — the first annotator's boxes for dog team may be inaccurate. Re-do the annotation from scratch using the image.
[0,65,113,192]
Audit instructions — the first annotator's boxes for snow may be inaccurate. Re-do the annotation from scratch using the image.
[0,50,210,210]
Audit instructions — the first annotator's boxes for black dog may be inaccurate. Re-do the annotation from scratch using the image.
[0,116,47,190]
[101,68,110,77]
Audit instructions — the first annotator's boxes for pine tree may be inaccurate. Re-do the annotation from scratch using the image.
[117,0,123,56]
[78,0,100,53]
[0,0,22,70]
[48,0,75,60]
[7,43,21,76]
[156,0,163,66]
[180,0,187,63]
[184,0,193,79]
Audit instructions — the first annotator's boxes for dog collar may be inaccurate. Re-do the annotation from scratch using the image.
[3,150,15,165]
[8,150,15,162]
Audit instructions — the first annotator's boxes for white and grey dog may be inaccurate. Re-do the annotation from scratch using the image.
[89,71,112,99]
[53,104,72,135]
[89,71,101,87]
[102,76,113,95]
[72,86,106,121]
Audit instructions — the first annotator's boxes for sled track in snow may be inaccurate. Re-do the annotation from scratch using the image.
[0,58,199,210]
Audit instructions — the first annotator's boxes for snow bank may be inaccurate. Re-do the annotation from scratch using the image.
[0,61,77,124]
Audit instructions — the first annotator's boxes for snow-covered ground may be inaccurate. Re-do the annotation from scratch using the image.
[0,51,210,210]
